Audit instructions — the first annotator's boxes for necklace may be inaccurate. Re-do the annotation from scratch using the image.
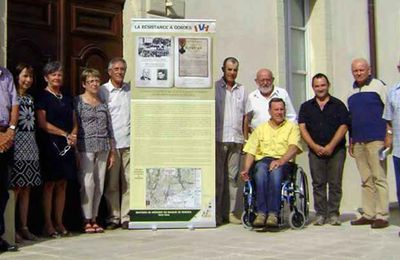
[46,87,63,100]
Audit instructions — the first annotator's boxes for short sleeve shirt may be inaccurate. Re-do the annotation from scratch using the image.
[245,87,297,130]
[298,96,349,154]
[0,67,18,127]
[383,83,400,157]
[243,120,302,161]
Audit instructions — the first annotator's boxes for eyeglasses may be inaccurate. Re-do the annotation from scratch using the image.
[53,142,71,156]
[85,79,101,85]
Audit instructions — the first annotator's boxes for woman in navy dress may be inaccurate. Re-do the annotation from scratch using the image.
[36,61,77,238]
[10,63,41,241]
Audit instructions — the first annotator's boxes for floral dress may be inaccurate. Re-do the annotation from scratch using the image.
[10,94,41,187]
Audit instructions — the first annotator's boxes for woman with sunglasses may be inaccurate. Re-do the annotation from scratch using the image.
[10,63,41,242]
[36,61,77,238]
[74,68,115,233]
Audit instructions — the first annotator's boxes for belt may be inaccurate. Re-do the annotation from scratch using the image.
[0,126,7,133]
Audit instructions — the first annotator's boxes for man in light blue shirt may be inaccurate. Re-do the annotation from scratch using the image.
[382,61,400,234]
[0,66,18,252]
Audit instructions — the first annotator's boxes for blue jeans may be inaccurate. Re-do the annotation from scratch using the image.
[392,156,400,208]
[253,157,292,215]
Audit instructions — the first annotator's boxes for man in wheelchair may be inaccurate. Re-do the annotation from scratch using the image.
[240,97,303,227]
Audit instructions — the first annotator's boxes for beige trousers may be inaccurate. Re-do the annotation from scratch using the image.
[104,148,130,224]
[353,141,389,220]
[78,151,109,220]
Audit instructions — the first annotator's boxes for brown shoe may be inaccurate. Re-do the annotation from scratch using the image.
[106,222,120,230]
[229,213,241,224]
[121,221,129,229]
[371,219,389,229]
[252,213,266,227]
[266,214,278,227]
[350,217,374,225]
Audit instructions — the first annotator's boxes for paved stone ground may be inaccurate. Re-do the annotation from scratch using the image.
[1,211,399,260]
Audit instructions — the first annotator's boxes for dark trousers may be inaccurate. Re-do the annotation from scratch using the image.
[0,149,11,236]
[309,148,346,217]
[215,142,241,224]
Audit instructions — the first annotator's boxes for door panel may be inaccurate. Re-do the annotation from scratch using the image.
[7,0,124,94]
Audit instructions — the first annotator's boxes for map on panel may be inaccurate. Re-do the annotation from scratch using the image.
[146,168,202,209]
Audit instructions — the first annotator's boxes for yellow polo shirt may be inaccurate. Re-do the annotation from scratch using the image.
[243,120,302,161]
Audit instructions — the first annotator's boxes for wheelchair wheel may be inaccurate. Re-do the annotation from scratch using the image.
[241,211,256,229]
[295,167,309,220]
[289,211,305,230]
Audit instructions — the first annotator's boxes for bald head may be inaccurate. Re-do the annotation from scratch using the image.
[256,68,273,80]
[351,58,371,85]
[255,68,274,96]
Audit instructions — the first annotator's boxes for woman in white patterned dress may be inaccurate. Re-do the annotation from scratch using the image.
[11,63,41,241]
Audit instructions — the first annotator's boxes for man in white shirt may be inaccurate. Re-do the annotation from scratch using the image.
[244,68,296,140]
[99,57,131,229]
[215,57,247,225]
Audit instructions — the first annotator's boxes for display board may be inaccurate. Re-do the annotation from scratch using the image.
[129,19,216,229]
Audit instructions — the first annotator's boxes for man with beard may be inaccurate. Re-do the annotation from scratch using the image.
[244,69,296,140]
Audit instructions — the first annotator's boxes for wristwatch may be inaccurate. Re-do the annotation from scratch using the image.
[387,129,393,135]
[9,124,16,131]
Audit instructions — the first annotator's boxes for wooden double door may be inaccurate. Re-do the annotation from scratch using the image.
[7,0,125,95]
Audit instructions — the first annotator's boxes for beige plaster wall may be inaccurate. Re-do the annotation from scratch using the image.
[375,1,400,87]
[184,1,281,91]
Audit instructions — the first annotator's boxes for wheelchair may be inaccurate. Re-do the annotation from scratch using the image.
[241,163,309,230]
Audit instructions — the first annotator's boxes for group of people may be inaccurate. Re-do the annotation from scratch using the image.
[0,53,399,251]
[0,57,131,252]
[216,57,399,233]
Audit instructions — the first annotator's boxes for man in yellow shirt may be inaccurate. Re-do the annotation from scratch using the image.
[241,98,302,227]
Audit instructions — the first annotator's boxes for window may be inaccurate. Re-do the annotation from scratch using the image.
[285,0,309,111]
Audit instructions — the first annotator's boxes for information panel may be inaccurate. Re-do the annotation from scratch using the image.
[129,19,216,229]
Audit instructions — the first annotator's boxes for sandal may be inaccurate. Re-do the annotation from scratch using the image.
[84,223,95,234]
[56,225,72,237]
[20,228,38,241]
[15,232,23,243]
[43,229,60,239]
[92,223,104,233]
